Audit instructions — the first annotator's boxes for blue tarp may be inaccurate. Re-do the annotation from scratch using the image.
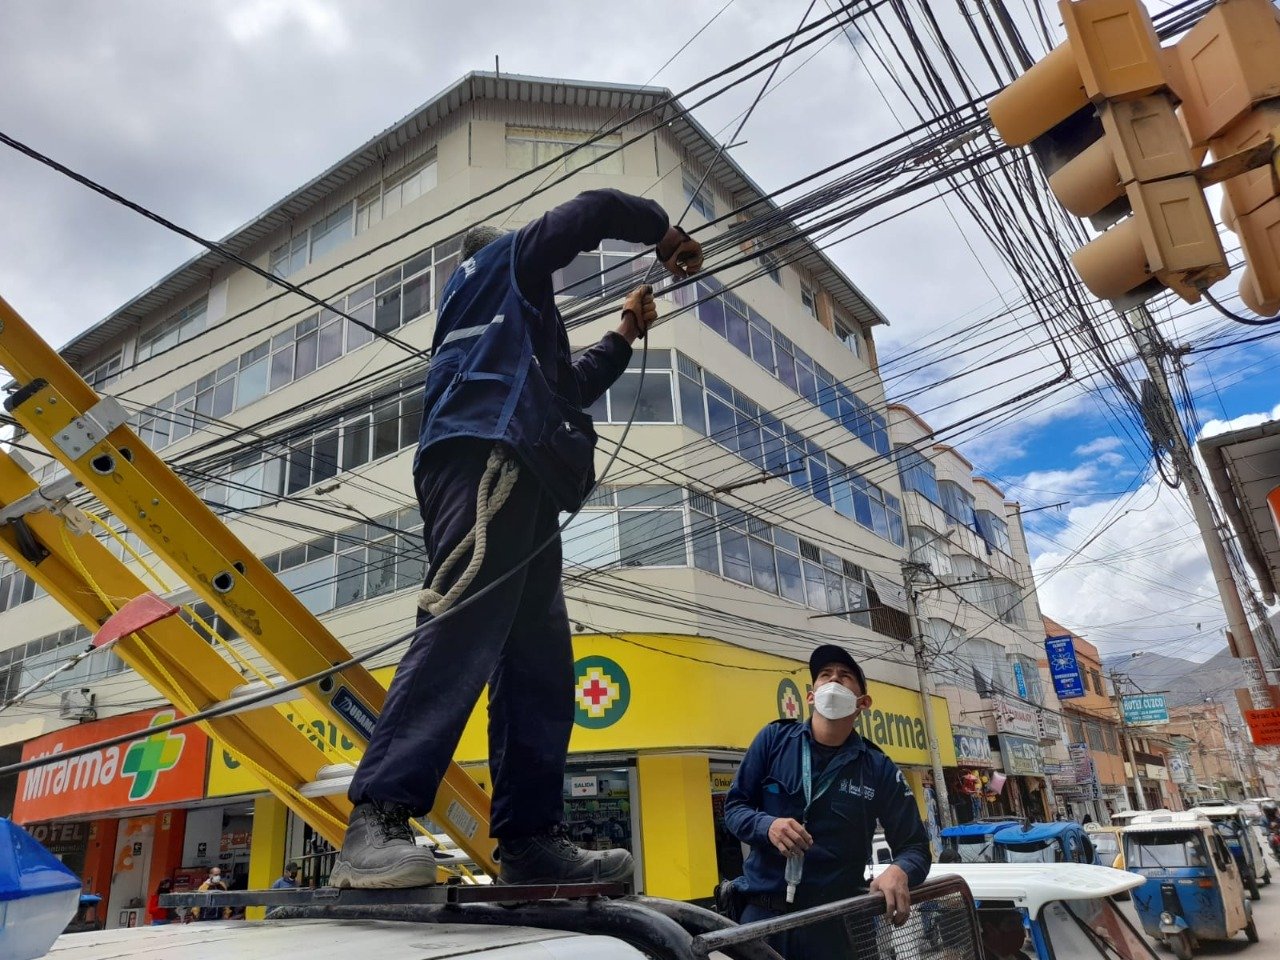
[941,821,1021,839]
[992,822,1082,845]
[0,818,81,902]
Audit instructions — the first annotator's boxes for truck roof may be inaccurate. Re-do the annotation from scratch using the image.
[872,863,1142,915]
[51,918,645,959]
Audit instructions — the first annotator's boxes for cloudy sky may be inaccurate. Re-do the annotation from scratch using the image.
[0,0,1275,662]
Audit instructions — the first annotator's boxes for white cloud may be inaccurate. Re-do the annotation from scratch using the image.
[1074,436,1123,457]
[1200,402,1280,441]
[223,0,349,50]
[1030,403,1280,663]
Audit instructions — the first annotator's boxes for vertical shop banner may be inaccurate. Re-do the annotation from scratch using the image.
[1045,635,1085,699]
[13,708,208,822]
[1013,660,1028,700]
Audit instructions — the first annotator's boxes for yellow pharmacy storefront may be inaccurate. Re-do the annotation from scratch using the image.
[207,633,955,901]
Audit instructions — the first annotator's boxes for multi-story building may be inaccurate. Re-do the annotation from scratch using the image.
[888,405,1063,823]
[1161,701,1259,803]
[0,72,958,919]
[1038,618,1128,821]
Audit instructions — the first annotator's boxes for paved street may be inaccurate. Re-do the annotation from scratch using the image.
[1119,852,1280,955]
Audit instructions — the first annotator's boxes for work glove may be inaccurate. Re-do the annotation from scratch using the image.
[656,226,703,278]
[621,284,658,340]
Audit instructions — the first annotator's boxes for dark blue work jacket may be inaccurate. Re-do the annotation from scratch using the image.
[415,189,669,510]
[724,720,932,901]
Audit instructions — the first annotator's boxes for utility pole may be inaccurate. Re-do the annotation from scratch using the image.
[1109,668,1148,811]
[902,561,951,830]
[1127,307,1276,710]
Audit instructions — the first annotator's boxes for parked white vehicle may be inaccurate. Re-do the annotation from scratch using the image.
[872,862,1152,959]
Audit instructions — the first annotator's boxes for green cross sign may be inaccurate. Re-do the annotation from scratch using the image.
[121,712,185,801]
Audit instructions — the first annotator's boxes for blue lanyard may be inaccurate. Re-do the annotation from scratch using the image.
[801,737,846,819]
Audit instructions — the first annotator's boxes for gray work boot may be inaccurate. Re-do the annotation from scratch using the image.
[330,801,437,888]
[497,824,633,885]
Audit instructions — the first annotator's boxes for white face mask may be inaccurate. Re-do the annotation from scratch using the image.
[812,681,860,720]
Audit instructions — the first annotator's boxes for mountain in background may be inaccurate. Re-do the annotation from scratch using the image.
[1102,646,1245,708]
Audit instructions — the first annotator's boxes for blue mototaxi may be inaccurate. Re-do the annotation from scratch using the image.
[992,821,1096,864]
[1190,804,1270,900]
[939,820,1020,862]
[1123,811,1258,960]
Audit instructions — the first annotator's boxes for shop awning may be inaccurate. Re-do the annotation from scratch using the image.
[867,572,909,613]
[1200,419,1280,605]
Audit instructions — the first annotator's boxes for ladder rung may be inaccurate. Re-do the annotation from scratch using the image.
[206,677,300,717]
[299,763,356,798]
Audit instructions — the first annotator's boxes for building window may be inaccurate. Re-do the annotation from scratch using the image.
[759,251,782,284]
[938,480,976,528]
[800,284,816,319]
[585,351,675,424]
[309,204,354,263]
[552,239,648,299]
[834,317,860,357]
[260,508,425,616]
[909,526,952,578]
[1,624,128,699]
[687,494,880,630]
[993,578,1024,625]
[139,241,458,451]
[974,509,1012,555]
[1090,669,1104,697]
[1085,721,1105,752]
[677,352,903,547]
[959,636,1005,696]
[563,486,688,569]
[690,274,891,454]
[82,351,123,391]
[682,168,715,220]
[897,446,940,505]
[0,561,42,612]
[269,233,309,280]
[137,299,208,362]
[506,127,624,175]
[356,157,439,234]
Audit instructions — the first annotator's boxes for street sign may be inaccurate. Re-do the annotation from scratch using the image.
[1244,707,1280,746]
[992,694,1039,739]
[953,724,994,767]
[997,734,1044,777]
[1121,694,1169,726]
[1045,635,1085,699]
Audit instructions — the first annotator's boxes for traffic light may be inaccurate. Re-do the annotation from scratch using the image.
[1170,0,1280,318]
[989,0,1228,306]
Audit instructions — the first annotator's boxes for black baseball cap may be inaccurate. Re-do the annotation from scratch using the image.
[808,644,866,692]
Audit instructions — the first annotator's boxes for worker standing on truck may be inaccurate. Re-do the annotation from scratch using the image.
[332,189,702,889]
[723,644,932,959]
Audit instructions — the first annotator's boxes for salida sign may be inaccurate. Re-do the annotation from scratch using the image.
[13,708,207,823]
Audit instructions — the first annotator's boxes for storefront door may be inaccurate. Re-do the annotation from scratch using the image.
[107,816,154,929]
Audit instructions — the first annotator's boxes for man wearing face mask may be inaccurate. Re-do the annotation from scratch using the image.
[723,644,931,959]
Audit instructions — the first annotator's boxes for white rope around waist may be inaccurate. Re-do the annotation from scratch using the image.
[417,446,520,617]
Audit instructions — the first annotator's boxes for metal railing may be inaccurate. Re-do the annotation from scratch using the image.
[161,875,982,960]
[692,877,983,960]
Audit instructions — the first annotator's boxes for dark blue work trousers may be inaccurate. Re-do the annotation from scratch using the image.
[348,439,573,839]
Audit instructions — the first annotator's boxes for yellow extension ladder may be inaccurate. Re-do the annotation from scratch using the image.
[0,293,495,875]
